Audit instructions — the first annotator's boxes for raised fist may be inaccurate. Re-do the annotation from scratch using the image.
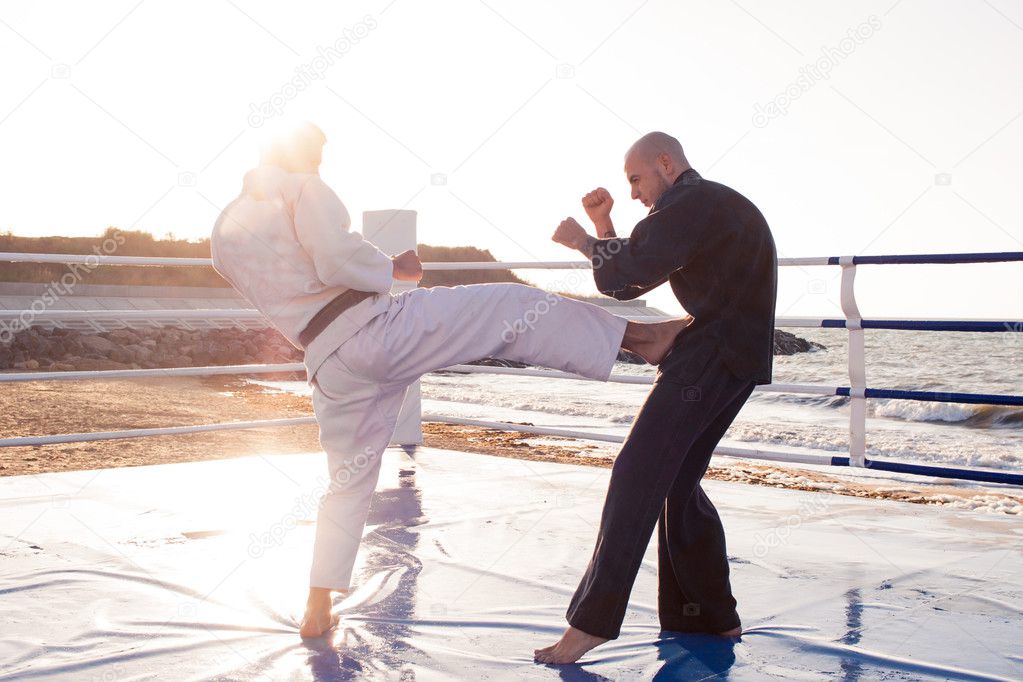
[582,187,613,223]
[551,217,587,250]
[391,249,423,282]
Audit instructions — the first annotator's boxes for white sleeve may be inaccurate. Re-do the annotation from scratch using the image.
[293,176,394,293]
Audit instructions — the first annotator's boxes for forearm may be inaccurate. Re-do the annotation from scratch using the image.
[593,217,616,239]
[576,235,659,300]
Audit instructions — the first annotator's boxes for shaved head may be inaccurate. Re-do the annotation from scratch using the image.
[625,131,687,167]
[623,131,691,208]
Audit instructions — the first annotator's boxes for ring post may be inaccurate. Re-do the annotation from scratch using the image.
[362,209,423,446]
[839,256,866,467]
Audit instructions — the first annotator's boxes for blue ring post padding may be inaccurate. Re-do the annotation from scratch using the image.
[834,387,1023,407]
[864,459,1023,485]
[826,252,1023,265]
[818,319,1021,332]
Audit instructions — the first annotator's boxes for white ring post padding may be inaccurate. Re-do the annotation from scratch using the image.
[839,256,867,467]
[363,209,422,446]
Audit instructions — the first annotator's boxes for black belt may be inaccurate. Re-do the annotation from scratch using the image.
[299,289,376,347]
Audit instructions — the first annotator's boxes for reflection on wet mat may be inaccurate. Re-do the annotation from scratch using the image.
[1,448,1019,680]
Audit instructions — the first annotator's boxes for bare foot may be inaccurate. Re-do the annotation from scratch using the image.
[534,626,609,664]
[299,587,341,638]
[623,316,692,365]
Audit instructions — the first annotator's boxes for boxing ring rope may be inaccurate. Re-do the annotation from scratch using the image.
[1,249,1021,486]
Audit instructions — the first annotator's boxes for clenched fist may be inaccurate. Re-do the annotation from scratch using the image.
[551,217,588,250]
[582,187,614,223]
[391,249,423,282]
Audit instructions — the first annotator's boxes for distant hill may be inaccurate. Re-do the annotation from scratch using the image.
[416,245,531,287]
[0,229,532,289]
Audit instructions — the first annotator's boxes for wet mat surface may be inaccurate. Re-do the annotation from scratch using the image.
[1,447,1020,680]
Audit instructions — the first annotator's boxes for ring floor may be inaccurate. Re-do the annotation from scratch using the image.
[1,447,1020,680]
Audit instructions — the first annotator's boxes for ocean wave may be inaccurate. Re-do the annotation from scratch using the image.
[420,389,638,424]
[870,400,1023,428]
[751,392,1022,429]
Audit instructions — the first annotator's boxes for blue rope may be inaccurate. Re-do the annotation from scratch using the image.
[827,456,1022,486]
[834,387,1023,407]
[865,459,1023,485]
[820,319,1020,332]
[826,251,1023,265]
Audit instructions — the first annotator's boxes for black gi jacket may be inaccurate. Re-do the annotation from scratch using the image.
[590,169,778,385]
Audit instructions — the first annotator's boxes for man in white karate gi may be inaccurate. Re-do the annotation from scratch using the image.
[210,122,688,638]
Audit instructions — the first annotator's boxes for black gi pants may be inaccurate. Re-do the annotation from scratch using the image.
[566,351,755,639]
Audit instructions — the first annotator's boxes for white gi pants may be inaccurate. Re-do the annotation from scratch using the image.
[308,283,629,589]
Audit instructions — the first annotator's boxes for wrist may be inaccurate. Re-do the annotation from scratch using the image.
[594,217,615,238]
[576,234,598,258]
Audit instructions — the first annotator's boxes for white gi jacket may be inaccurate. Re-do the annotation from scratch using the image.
[210,165,394,384]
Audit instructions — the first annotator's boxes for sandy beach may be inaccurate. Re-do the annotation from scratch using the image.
[2,374,1020,514]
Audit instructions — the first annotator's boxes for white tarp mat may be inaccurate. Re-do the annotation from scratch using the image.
[1,447,1020,680]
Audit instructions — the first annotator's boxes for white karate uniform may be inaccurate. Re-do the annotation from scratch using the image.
[308,283,627,589]
[211,165,629,590]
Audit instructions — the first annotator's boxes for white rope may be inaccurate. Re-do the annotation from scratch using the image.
[0,363,304,382]
[0,252,832,268]
[0,308,832,330]
[0,416,316,447]
[0,309,265,321]
[1,361,844,398]
[422,414,838,465]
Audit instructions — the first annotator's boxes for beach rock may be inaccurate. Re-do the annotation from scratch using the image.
[468,358,529,369]
[80,334,119,355]
[122,344,154,363]
[108,347,131,364]
[618,349,645,364]
[1,324,826,376]
[107,329,142,345]
[774,329,825,355]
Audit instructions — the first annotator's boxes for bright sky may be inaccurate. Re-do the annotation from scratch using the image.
[1,0,1021,320]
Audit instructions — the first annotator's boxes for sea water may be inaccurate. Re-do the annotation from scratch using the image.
[253,328,1022,473]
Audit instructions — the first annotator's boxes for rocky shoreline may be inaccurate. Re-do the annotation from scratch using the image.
[0,326,823,373]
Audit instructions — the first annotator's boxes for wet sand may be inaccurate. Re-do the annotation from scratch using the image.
[2,374,1019,514]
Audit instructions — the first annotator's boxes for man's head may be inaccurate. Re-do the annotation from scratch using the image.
[259,121,327,174]
[623,132,691,208]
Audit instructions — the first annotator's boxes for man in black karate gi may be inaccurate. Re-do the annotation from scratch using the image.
[536,131,777,664]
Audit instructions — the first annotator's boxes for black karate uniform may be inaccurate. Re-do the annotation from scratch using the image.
[567,168,777,639]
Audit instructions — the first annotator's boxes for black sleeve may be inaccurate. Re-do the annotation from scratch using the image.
[590,194,716,298]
